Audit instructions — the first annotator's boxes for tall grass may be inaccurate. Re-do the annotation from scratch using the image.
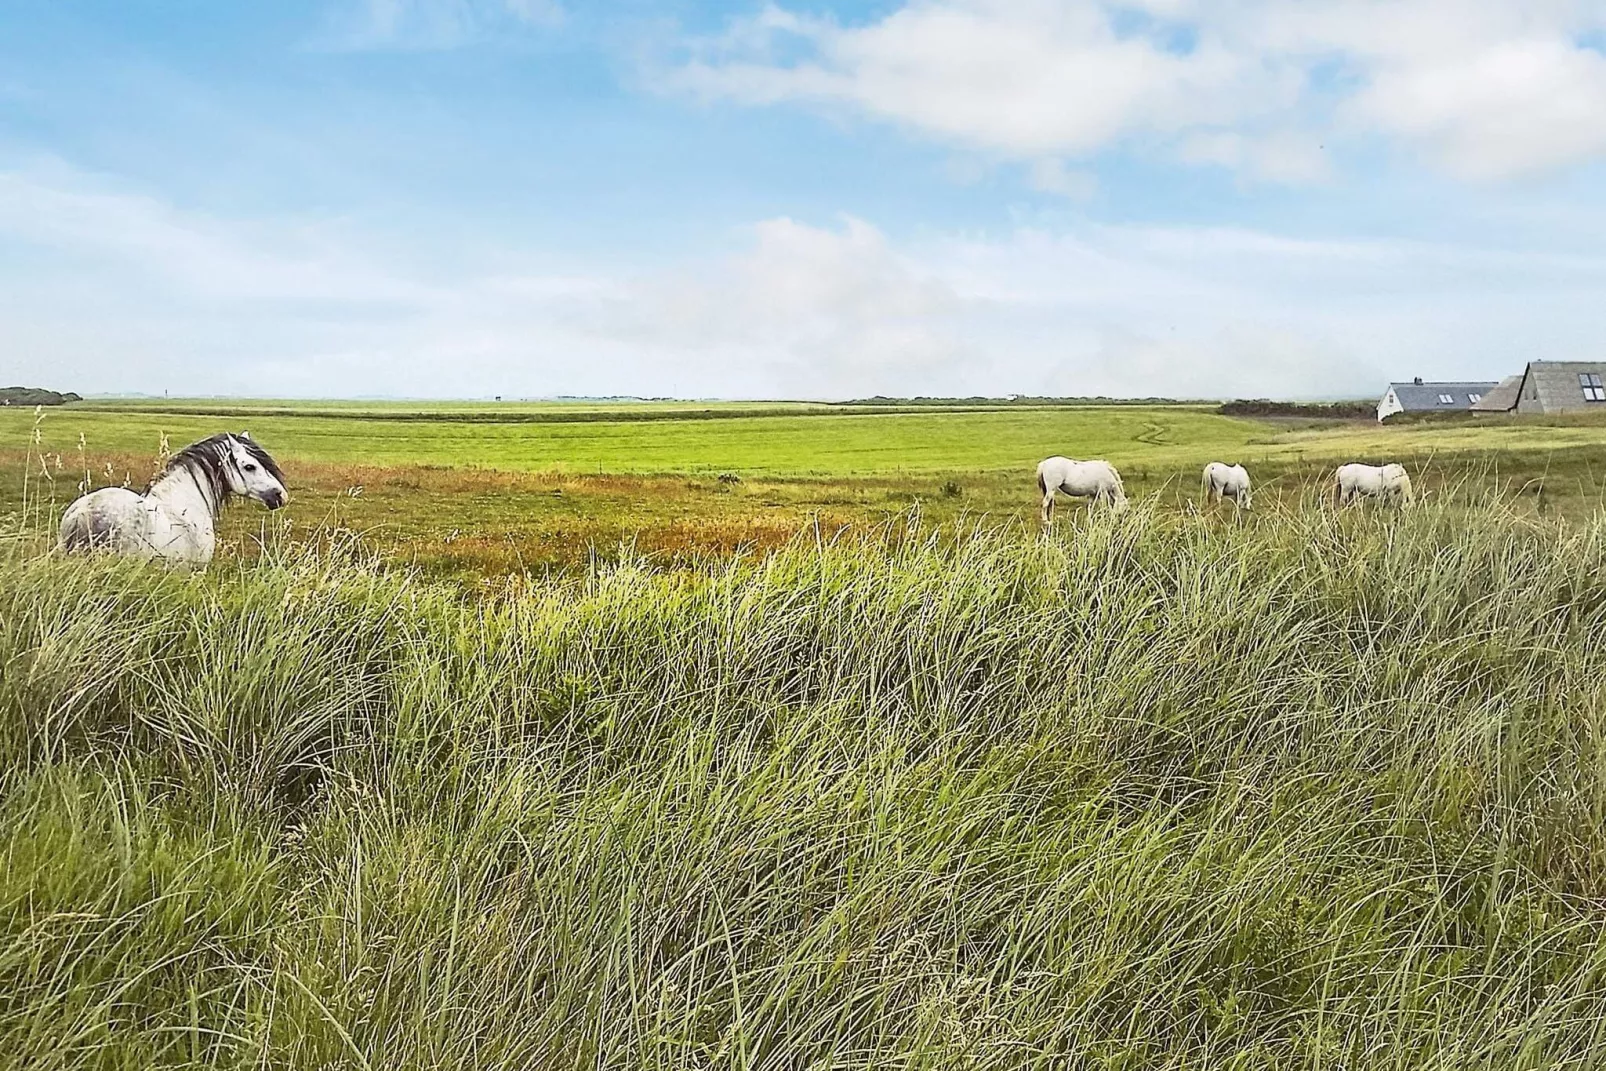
[4,497,1606,1068]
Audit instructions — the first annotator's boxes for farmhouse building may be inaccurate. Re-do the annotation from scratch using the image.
[1468,361,1606,415]
[1376,378,1498,422]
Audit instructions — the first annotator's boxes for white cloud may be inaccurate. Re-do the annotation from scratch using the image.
[316,0,563,51]
[0,167,433,306]
[662,0,1606,183]
[5,163,1606,400]
[1343,37,1606,179]
[669,1,1289,157]
[1027,159,1099,200]
[578,216,977,397]
[1178,130,1331,183]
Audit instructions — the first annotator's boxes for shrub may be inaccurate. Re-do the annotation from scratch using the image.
[1219,398,1375,419]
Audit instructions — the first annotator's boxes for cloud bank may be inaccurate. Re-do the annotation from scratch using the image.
[6,164,1605,400]
[665,0,1606,182]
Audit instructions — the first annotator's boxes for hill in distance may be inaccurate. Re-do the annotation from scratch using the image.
[1,386,81,406]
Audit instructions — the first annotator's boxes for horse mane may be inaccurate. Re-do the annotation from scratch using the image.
[152,433,285,505]
[235,434,287,484]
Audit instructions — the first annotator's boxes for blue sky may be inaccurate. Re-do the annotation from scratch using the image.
[4,0,1606,399]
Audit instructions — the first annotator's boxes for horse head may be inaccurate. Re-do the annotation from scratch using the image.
[218,432,289,509]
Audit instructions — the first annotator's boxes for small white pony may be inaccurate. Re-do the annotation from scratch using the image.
[1036,456,1128,523]
[1333,462,1413,506]
[1201,462,1252,510]
[59,432,288,566]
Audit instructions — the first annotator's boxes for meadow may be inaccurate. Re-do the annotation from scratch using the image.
[5,398,1606,1067]
[4,398,1605,576]
[5,497,1606,1067]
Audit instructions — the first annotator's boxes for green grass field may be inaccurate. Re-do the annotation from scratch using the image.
[6,399,1606,1066]
[4,399,1604,575]
[22,398,1606,472]
[12,402,1263,472]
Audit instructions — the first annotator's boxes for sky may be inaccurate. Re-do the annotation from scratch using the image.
[3,0,1606,400]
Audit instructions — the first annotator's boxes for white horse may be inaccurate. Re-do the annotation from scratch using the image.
[59,432,288,566]
[1333,462,1413,506]
[1201,462,1252,510]
[1036,456,1128,523]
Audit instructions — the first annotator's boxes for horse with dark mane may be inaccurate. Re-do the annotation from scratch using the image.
[58,432,288,566]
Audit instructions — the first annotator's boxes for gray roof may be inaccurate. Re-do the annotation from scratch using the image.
[1387,381,1499,411]
[1471,374,1523,412]
[1527,361,1606,370]
[1518,361,1606,414]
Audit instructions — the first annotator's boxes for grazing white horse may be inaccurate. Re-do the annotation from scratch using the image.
[59,432,288,566]
[1333,462,1413,506]
[1201,462,1252,510]
[1036,456,1128,523]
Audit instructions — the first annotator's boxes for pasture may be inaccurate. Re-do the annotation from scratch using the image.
[6,495,1606,1067]
[5,399,1606,1066]
[4,399,1605,576]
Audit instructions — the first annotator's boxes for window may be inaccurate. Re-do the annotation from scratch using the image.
[1469,394,1482,403]
[1437,393,1454,404]
[1581,373,1606,402]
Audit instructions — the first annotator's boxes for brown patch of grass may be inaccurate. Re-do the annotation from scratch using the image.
[7,443,1605,581]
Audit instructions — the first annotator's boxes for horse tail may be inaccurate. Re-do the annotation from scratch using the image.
[58,508,99,552]
[60,522,91,552]
[1037,470,1047,497]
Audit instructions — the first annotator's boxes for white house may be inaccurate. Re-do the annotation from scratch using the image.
[1377,378,1498,422]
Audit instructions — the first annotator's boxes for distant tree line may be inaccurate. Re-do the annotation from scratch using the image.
[83,404,951,424]
[842,395,1209,407]
[1,387,81,406]
[1217,399,1375,419]
[840,396,1378,416]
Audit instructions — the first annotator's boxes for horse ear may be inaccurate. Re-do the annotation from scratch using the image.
[238,430,252,441]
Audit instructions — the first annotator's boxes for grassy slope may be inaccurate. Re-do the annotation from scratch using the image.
[4,503,1606,1068]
